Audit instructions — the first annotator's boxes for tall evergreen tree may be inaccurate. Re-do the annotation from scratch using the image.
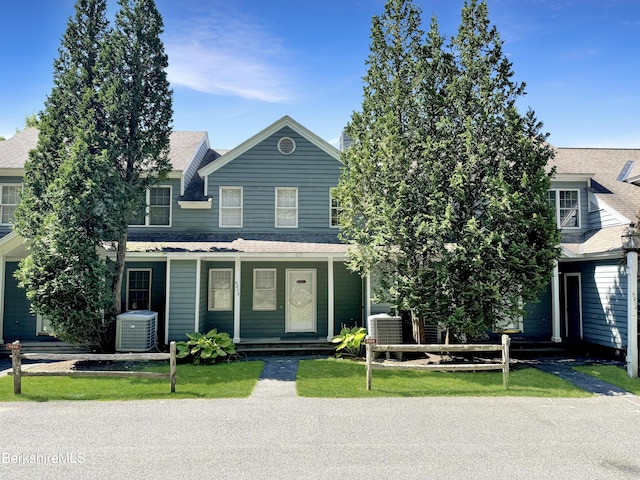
[337,0,559,341]
[100,0,173,328]
[13,0,115,346]
[13,0,172,349]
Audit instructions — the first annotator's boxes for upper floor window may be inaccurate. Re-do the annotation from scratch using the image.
[275,187,298,228]
[130,186,171,227]
[219,187,243,228]
[548,189,580,229]
[330,189,341,228]
[0,184,21,225]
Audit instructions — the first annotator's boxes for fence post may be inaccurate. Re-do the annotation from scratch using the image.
[169,341,176,393]
[366,342,373,390]
[11,341,21,395]
[501,334,510,390]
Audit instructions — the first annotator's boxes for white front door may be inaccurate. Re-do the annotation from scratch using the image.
[286,269,317,333]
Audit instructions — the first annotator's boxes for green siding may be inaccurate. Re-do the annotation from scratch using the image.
[167,260,198,341]
[333,262,363,331]
[207,126,342,234]
[201,261,235,335]
[239,261,329,339]
[3,262,39,342]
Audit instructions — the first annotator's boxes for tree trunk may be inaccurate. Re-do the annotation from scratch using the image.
[100,230,127,352]
[411,312,425,344]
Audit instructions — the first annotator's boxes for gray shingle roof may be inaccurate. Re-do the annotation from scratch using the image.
[0,128,208,172]
[552,148,640,222]
[0,128,39,168]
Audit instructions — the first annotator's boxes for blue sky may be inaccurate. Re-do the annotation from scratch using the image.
[1,0,639,149]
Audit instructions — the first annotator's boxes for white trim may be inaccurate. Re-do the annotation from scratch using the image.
[549,188,581,230]
[164,258,171,344]
[219,186,243,228]
[329,188,340,228]
[552,173,594,183]
[277,136,296,155]
[327,258,335,341]
[178,199,213,209]
[0,183,22,226]
[275,187,298,228]
[253,268,277,311]
[233,257,241,343]
[198,115,341,179]
[195,259,201,332]
[208,268,233,311]
[125,268,152,311]
[626,251,638,377]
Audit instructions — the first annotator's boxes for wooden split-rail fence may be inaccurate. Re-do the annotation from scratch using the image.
[8,340,177,395]
[365,334,511,390]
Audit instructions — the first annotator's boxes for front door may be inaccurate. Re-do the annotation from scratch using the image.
[563,273,583,341]
[286,269,317,333]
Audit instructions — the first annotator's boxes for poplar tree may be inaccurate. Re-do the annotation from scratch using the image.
[100,0,173,327]
[337,0,559,341]
[13,0,114,346]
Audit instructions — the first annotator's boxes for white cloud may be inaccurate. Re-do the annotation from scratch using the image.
[164,10,297,103]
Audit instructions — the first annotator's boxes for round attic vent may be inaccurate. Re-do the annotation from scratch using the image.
[278,137,296,155]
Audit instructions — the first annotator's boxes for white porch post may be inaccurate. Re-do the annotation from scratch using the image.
[194,258,202,332]
[551,263,562,343]
[0,257,4,344]
[327,257,335,341]
[233,256,241,344]
[627,250,638,378]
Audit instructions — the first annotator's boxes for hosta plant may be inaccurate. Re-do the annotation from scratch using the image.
[331,325,367,358]
[176,329,237,365]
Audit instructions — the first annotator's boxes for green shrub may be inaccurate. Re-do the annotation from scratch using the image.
[176,329,237,365]
[331,325,367,358]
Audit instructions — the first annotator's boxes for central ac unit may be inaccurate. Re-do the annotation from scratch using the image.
[367,313,402,345]
[116,311,158,352]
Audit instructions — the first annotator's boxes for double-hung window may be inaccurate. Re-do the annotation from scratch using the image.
[219,187,242,228]
[330,188,341,228]
[0,184,21,225]
[208,269,233,311]
[275,187,298,228]
[253,269,277,311]
[130,186,171,227]
[548,189,580,229]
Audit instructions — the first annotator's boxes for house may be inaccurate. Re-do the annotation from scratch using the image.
[1,116,639,357]
[519,148,640,357]
[0,116,364,350]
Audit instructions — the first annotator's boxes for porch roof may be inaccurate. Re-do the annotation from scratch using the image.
[117,233,349,255]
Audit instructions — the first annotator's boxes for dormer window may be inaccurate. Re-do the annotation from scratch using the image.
[130,186,172,227]
[548,189,580,229]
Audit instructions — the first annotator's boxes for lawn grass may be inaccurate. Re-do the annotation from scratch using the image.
[573,364,640,395]
[0,361,263,402]
[297,358,591,398]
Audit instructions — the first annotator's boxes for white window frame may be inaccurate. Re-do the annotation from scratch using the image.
[275,187,298,228]
[208,268,233,311]
[0,184,22,225]
[126,268,152,311]
[130,186,172,227]
[219,186,243,228]
[548,189,581,229]
[253,268,277,311]
[329,188,341,228]
[36,314,53,336]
